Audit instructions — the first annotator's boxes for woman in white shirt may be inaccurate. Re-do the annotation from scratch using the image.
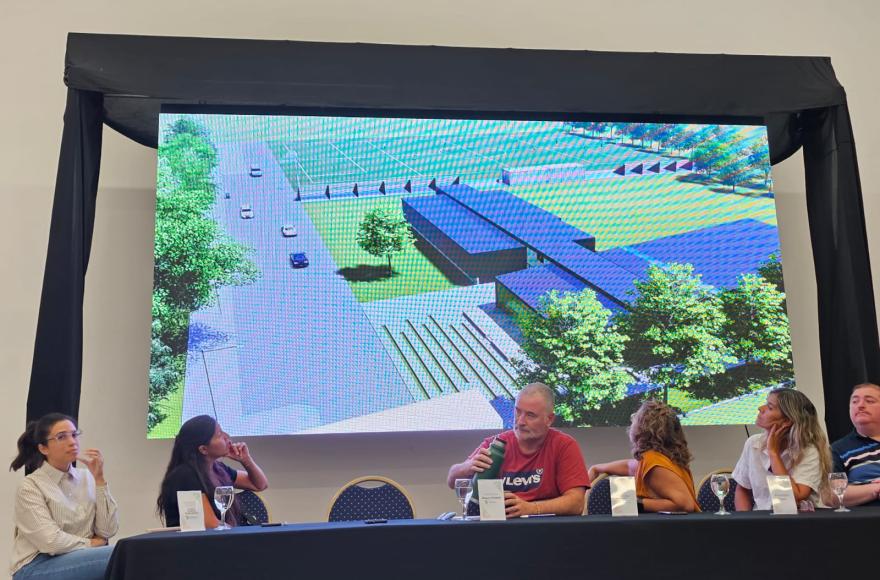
[733,388,831,510]
[9,413,118,580]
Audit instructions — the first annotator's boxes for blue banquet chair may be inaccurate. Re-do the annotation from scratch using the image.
[327,476,416,522]
[696,469,738,513]
[237,489,271,525]
[586,473,612,515]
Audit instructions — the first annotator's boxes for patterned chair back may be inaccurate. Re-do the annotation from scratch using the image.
[237,490,270,524]
[696,470,737,513]
[587,474,612,515]
[327,476,415,522]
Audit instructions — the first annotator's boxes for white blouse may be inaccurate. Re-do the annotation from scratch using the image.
[732,433,825,510]
[10,461,118,575]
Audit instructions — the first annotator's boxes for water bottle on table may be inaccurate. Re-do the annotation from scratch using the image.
[468,437,506,511]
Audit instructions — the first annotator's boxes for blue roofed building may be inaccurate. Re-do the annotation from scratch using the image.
[495,264,625,316]
[403,183,781,319]
[601,218,781,290]
[436,184,638,308]
[439,184,596,251]
[402,194,527,284]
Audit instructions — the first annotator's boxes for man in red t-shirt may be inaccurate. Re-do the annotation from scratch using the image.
[447,383,590,517]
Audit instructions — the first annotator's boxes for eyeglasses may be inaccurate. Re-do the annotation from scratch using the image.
[46,430,82,443]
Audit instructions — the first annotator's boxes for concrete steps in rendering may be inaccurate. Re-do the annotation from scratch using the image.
[377,310,520,403]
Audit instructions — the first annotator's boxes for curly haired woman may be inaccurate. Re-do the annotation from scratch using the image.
[589,400,699,513]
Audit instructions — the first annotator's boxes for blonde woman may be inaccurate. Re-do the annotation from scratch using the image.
[589,400,699,513]
[733,388,831,510]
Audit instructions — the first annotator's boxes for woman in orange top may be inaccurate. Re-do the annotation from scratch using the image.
[589,400,699,512]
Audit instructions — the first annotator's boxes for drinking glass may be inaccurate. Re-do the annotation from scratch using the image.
[710,473,731,515]
[454,478,473,520]
[829,472,849,512]
[214,485,235,529]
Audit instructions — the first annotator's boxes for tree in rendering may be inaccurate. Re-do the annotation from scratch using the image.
[690,127,768,193]
[720,273,792,373]
[674,125,718,158]
[153,151,260,351]
[148,320,179,430]
[757,253,784,293]
[149,119,260,434]
[620,263,735,403]
[161,122,217,199]
[356,206,415,275]
[747,140,772,189]
[714,157,759,192]
[512,289,632,425]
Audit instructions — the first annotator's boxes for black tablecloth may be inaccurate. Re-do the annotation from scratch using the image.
[105,509,878,580]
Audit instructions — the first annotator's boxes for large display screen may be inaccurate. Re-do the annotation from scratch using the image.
[149,112,792,437]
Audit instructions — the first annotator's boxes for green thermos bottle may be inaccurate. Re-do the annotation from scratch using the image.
[469,437,507,506]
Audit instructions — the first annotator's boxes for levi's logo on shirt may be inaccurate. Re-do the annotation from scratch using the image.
[503,468,544,492]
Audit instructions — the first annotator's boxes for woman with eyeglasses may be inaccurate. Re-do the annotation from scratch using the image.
[157,415,268,528]
[9,413,118,580]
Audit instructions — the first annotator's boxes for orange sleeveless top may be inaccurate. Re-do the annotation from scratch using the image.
[635,450,700,511]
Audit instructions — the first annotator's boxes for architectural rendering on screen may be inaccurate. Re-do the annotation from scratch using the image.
[148,113,792,437]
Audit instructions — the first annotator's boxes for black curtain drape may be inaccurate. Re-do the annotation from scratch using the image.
[28,33,880,439]
[802,105,880,438]
[27,88,103,423]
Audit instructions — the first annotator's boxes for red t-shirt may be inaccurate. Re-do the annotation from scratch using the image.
[469,429,590,501]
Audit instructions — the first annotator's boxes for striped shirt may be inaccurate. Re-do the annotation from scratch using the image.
[10,462,119,575]
[832,430,880,506]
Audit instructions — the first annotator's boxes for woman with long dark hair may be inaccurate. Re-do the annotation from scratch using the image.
[9,413,118,580]
[157,415,268,528]
[588,400,699,512]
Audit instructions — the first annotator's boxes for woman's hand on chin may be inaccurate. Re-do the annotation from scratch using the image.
[227,442,252,465]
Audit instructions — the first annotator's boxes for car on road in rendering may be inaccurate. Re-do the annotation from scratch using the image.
[240,204,254,219]
[281,224,297,237]
[289,252,309,268]
[249,167,263,177]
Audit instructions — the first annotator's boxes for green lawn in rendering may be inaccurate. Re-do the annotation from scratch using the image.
[147,379,184,439]
[304,195,458,303]
[680,387,771,426]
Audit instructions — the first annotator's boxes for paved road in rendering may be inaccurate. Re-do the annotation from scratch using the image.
[183,140,412,435]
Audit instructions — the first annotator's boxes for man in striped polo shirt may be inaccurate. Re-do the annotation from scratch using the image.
[831,383,880,507]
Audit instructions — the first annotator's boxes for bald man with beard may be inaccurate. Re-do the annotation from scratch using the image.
[447,383,590,517]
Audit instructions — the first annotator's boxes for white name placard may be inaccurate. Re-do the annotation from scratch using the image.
[610,476,639,517]
[177,490,206,532]
[766,475,798,515]
[478,479,506,521]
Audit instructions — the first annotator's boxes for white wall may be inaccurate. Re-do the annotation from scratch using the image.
[2,0,878,573]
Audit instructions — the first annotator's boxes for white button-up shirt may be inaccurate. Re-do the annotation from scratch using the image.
[10,461,119,575]
[732,433,825,510]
